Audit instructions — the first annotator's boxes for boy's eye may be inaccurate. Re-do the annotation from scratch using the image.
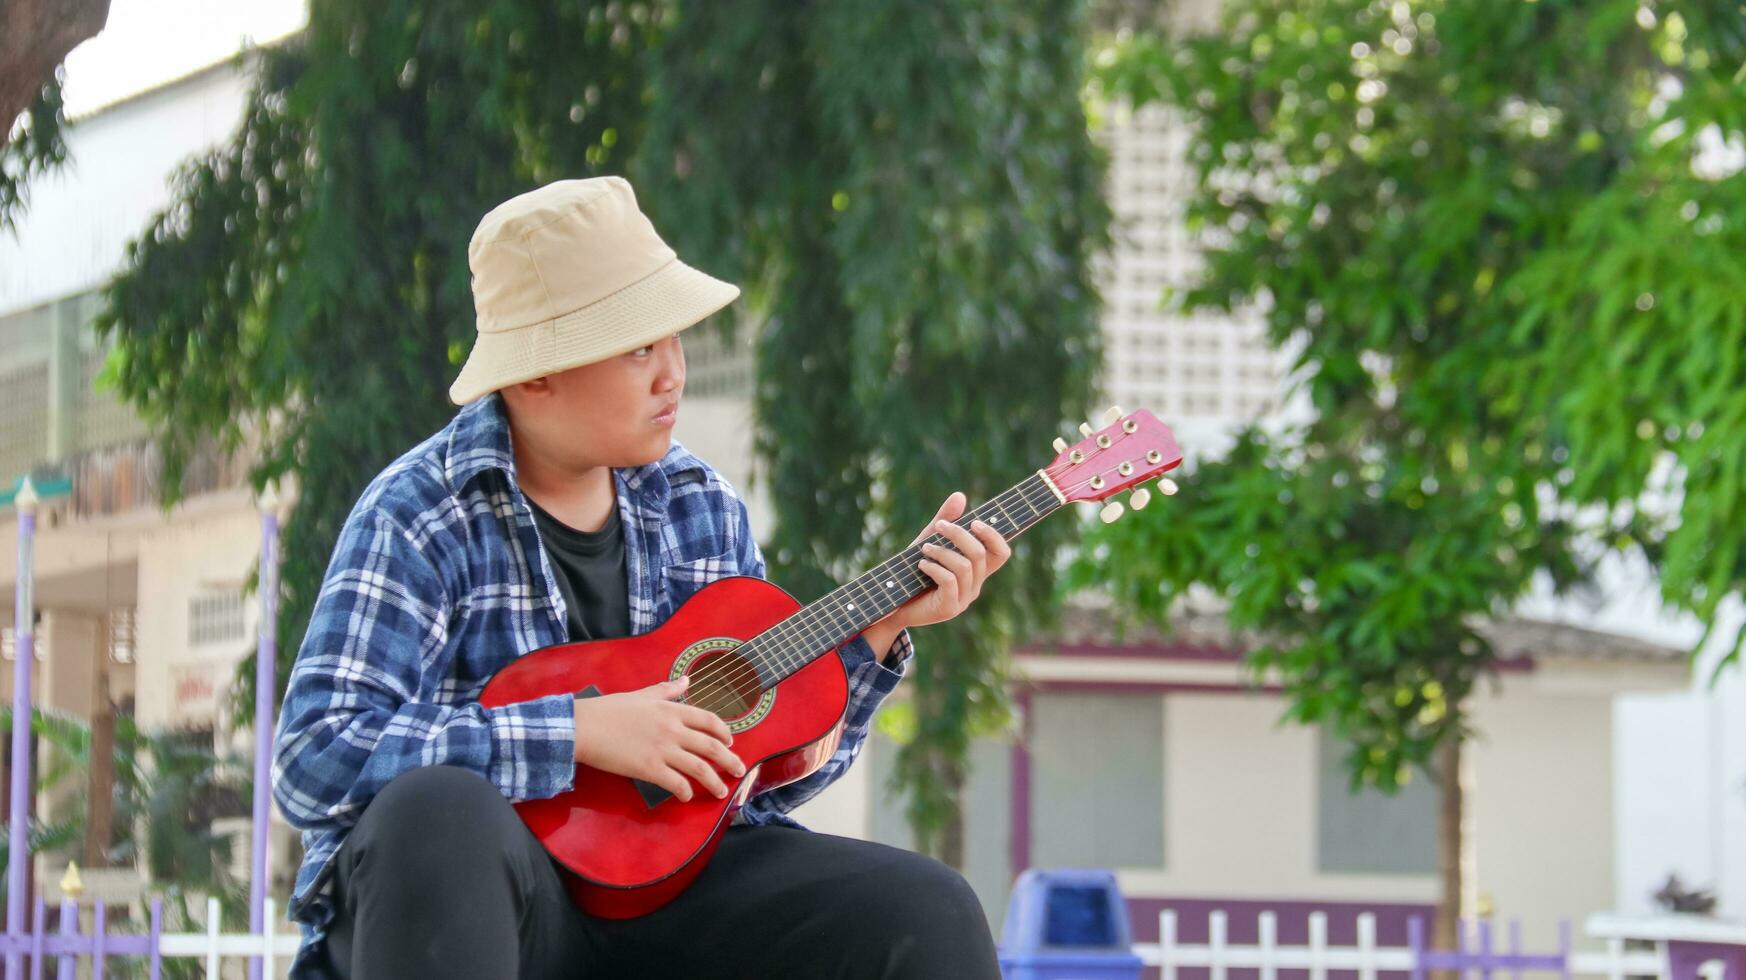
[632,345,654,356]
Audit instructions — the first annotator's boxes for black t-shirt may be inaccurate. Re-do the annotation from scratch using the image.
[526,494,631,642]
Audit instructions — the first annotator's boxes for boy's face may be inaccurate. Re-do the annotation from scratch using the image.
[501,332,686,470]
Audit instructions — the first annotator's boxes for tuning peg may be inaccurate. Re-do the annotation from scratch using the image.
[1099,501,1125,523]
[1158,478,1179,496]
[1100,405,1124,426]
[1079,422,1094,438]
[1053,437,1068,454]
[1129,487,1151,510]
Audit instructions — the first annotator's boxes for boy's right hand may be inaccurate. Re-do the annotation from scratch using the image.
[572,675,746,802]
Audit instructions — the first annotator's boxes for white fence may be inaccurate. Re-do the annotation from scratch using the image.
[1134,911,1670,980]
[30,903,1700,979]
[137,897,301,979]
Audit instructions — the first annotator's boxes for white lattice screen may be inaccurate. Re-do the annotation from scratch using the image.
[1096,101,1285,425]
[0,363,49,484]
[0,290,150,487]
[77,345,149,452]
[72,290,148,452]
[682,318,755,399]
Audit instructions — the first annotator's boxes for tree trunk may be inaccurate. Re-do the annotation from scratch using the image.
[1433,728,1466,974]
[0,0,113,125]
[83,636,115,869]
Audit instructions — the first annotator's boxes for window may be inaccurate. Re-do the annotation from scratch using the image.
[1031,692,1164,869]
[188,593,246,647]
[1316,727,1438,873]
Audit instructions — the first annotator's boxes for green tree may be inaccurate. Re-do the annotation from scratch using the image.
[98,0,1109,867]
[632,0,1109,862]
[1,707,250,889]
[97,0,658,728]
[1080,0,1744,949]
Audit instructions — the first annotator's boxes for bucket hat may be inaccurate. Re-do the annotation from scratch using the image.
[449,176,740,405]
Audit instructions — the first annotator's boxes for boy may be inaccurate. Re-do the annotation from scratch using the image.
[272,177,1011,978]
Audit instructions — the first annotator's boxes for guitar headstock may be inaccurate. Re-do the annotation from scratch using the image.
[1044,405,1183,523]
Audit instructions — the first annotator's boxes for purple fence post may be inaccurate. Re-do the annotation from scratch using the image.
[28,895,41,980]
[90,901,103,980]
[249,488,282,980]
[1479,918,1494,980]
[1509,919,1522,980]
[53,899,72,980]
[148,899,161,980]
[1410,915,1427,980]
[1558,920,1572,980]
[1459,918,1470,980]
[8,480,39,980]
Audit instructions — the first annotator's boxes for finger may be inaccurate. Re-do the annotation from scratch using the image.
[970,519,1012,564]
[936,491,966,521]
[640,676,689,701]
[683,730,747,778]
[671,749,731,799]
[922,540,972,581]
[918,557,959,608]
[934,519,988,575]
[652,765,694,803]
[912,492,968,547]
[677,705,734,745]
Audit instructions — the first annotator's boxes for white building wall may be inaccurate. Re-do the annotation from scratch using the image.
[1025,679,1628,950]
[668,394,771,538]
[1518,550,1746,919]
[1469,684,1617,947]
[1127,692,1437,905]
[132,491,261,732]
[0,59,254,313]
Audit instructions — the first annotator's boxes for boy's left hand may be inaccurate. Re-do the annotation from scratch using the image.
[885,491,1012,631]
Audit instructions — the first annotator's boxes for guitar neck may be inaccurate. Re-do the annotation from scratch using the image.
[748,471,1066,687]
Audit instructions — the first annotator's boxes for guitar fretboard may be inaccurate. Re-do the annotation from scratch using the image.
[742,472,1064,687]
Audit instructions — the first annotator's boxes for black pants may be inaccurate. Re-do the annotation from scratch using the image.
[310,765,1002,979]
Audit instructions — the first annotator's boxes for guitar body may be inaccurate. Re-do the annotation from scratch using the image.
[478,575,849,919]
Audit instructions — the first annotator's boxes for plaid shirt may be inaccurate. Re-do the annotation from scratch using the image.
[271,392,912,968]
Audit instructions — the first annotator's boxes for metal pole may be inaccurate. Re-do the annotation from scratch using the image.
[8,480,40,980]
[248,486,280,980]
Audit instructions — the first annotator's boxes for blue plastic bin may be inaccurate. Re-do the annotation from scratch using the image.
[998,868,1145,980]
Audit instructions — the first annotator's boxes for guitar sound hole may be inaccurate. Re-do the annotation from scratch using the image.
[684,651,765,721]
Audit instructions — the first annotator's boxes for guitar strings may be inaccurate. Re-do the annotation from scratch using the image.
[684,471,1076,713]
[678,477,1058,717]
[677,450,1153,716]
[676,477,1059,717]
[677,446,1156,718]
[682,452,1157,718]
[711,439,1160,698]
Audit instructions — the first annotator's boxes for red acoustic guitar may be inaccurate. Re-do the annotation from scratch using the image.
[478,406,1182,919]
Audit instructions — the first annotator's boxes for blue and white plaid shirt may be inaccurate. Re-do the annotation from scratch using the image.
[271,392,912,969]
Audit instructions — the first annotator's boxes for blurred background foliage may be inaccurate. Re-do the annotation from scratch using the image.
[89,0,1109,865]
[1079,0,1745,945]
[0,80,69,232]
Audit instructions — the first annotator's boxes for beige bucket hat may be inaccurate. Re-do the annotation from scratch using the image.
[448,176,741,405]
